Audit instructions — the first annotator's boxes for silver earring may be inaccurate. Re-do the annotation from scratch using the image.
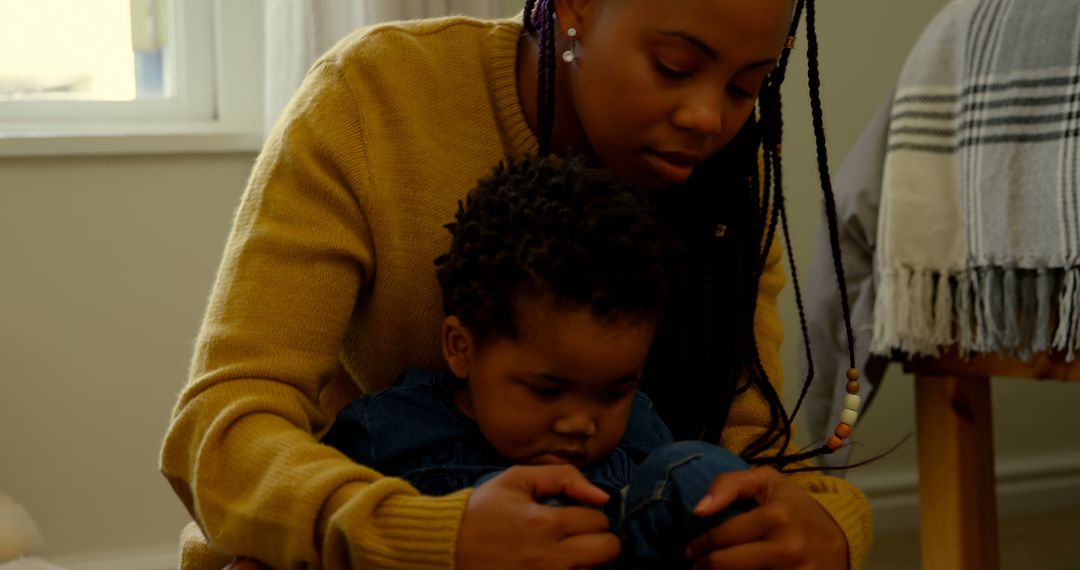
[563,28,578,63]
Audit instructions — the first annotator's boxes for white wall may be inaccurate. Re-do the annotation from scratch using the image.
[3,0,1079,567]
[0,153,254,565]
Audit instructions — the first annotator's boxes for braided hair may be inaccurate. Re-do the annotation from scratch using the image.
[523,0,858,469]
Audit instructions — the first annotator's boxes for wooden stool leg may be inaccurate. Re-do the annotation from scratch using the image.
[915,373,1000,570]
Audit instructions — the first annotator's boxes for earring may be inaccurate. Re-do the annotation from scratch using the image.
[563,27,578,63]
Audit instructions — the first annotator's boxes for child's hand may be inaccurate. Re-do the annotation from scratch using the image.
[456,464,620,570]
[684,466,847,569]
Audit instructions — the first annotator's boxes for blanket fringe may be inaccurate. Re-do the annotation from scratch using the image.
[871,266,1080,361]
[931,271,955,349]
[957,269,974,357]
[1052,268,1078,359]
[1034,269,1053,353]
[1016,270,1036,360]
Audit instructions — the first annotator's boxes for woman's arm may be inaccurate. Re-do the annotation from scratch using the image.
[159,60,472,569]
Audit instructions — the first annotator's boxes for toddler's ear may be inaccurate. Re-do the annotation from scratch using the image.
[441,316,473,380]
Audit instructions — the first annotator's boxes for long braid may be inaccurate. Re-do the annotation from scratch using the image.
[806,0,856,369]
[757,0,804,265]
[771,187,814,456]
[534,0,557,156]
[755,0,861,468]
[523,0,537,32]
[666,92,806,461]
[738,116,768,397]
[736,0,806,461]
[701,130,759,442]
[750,27,813,457]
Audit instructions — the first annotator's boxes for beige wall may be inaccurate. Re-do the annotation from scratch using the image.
[500,0,521,16]
[3,0,1078,565]
[0,154,254,562]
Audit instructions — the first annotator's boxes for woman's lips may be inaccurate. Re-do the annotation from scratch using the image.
[644,150,702,184]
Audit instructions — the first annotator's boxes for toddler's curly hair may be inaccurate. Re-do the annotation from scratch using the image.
[435,155,678,343]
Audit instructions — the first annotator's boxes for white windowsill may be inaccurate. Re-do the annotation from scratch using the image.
[0,126,264,157]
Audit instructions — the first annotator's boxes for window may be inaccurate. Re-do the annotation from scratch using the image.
[0,0,264,155]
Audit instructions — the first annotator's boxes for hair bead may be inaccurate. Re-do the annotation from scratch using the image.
[828,367,861,453]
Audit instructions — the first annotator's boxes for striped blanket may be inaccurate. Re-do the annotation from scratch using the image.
[871,0,1080,360]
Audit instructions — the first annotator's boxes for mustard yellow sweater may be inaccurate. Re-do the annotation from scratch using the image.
[160,15,872,570]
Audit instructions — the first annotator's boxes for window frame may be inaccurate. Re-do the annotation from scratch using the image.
[0,0,264,157]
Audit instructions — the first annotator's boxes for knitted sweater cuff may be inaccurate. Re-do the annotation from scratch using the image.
[319,481,473,569]
[803,482,873,570]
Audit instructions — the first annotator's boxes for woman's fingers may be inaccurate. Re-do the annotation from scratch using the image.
[685,508,775,559]
[558,529,622,567]
[508,464,611,506]
[686,510,811,570]
[686,471,849,569]
[693,466,780,517]
[456,466,620,569]
[548,505,614,536]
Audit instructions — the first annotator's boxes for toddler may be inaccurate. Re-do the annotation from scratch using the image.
[322,156,754,566]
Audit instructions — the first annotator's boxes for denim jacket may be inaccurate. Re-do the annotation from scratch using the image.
[322,368,674,497]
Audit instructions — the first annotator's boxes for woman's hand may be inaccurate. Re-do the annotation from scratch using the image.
[456,464,621,570]
[685,466,848,570]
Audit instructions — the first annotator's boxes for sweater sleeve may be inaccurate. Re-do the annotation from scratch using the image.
[159,60,469,570]
[720,237,874,569]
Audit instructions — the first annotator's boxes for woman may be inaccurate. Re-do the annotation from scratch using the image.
[160,0,871,568]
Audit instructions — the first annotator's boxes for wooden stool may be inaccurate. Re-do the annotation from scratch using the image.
[904,350,1080,570]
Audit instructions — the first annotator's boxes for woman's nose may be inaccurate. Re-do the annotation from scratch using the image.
[672,94,723,136]
[552,411,597,437]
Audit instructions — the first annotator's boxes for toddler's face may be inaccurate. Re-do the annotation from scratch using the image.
[447,298,656,468]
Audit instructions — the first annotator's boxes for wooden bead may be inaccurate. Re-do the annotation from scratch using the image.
[827,435,843,450]
[840,408,859,426]
[844,394,862,412]
[846,368,861,382]
[846,381,860,394]
[835,422,853,439]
